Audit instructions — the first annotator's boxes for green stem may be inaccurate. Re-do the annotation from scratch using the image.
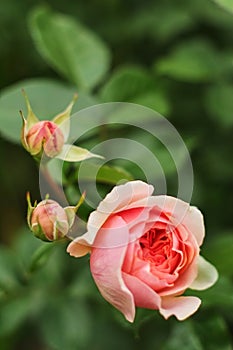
[40,163,66,205]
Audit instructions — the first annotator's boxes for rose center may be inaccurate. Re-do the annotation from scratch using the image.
[139,228,172,266]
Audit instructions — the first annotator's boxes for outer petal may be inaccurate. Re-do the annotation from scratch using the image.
[189,255,218,290]
[181,206,205,246]
[160,296,201,320]
[67,240,91,257]
[90,216,135,322]
[67,214,130,256]
[123,272,161,310]
[56,144,104,162]
[96,180,154,215]
[86,181,154,243]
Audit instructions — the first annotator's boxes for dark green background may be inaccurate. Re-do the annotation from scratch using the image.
[0,0,233,349]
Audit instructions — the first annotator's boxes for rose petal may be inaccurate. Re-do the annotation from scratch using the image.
[189,255,218,290]
[159,256,198,296]
[97,181,154,215]
[123,195,189,226]
[182,206,205,246]
[90,217,134,322]
[67,239,91,257]
[160,296,201,320]
[67,214,129,254]
[123,272,161,310]
[86,181,154,245]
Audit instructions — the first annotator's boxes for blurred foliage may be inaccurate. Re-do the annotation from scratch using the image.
[0,0,233,349]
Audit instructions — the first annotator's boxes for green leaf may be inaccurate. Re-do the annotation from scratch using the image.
[77,163,133,185]
[29,6,111,90]
[194,314,233,350]
[100,65,170,115]
[213,0,233,14]
[0,78,96,144]
[163,322,203,350]
[204,232,233,277]
[0,297,32,337]
[0,247,21,293]
[39,297,92,350]
[204,83,233,127]
[155,39,232,82]
[29,243,55,273]
[162,316,233,350]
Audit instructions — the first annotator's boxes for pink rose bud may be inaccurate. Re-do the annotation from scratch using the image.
[20,91,103,162]
[67,181,218,322]
[27,193,85,242]
[26,120,64,158]
[29,199,70,241]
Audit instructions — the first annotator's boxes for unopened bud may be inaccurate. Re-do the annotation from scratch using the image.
[27,193,85,242]
[30,199,69,241]
[26,120,64,158]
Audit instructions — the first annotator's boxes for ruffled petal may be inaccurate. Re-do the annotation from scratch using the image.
[189,255,218,290]
[160,296,201,320]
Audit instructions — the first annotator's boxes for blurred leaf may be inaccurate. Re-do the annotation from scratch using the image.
[0,296,31,337]
[100,65,170,115]
[12,226,45,272]
[194,314,232,350]
[29,243,55,273]
[0,246,21,293]
[131,90,170,116]
[204,232,233,277]
[67,261,98,300]
[29,6,111,90]
[204,83,233,127]
[77,163,133,185]
[39,297,92,350]
[155,39,232,82]
[213,0,233,14]
[163,322,203,350]
[187,276,233,309]
[0,78,96,144]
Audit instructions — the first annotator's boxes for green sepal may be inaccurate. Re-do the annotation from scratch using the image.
[64,192,86,228]
[31,222,51,242]
[22,89,39,130]
[52,93,78,142]
[26,192,36,229]
[56,144,104,162]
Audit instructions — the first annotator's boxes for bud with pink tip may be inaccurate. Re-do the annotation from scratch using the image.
[27,193,85,242]
[20,90,103,162]
[26,120,64,158]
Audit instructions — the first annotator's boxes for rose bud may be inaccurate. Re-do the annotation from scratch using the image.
[20,90,103,162]
[67,180,218,322]
[26,120,64,158]
[27,193,85,242]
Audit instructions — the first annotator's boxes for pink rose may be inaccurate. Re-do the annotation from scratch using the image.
[67,181,218,322]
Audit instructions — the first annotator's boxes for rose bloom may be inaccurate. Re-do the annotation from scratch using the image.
[67,181,218,322]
